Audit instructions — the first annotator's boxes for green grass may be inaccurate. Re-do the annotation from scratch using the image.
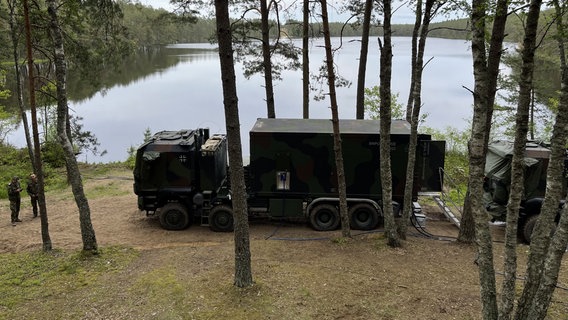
[0,246,138,311]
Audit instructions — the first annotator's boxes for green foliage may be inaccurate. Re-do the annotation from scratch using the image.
[0,142,72,199]
[495,8,564,143]
[0,70,9,102]
[363,85,404,120]
[311,63,352,101]
[421,126,470,193]
[125,127,152,169]
[41,140,67,168]
[0,70,17,144]
[119,1,213,46]
[0,144,32,199]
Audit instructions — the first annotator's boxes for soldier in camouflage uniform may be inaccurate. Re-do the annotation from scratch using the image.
[7,176,23,224]
[26,173,39,218]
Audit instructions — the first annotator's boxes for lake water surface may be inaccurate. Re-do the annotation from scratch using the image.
[8,37,475,163]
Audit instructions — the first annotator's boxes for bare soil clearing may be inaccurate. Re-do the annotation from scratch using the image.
[1,173,567,319]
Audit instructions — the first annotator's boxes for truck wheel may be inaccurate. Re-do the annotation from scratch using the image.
[309,204,340,231]
[521,215,538,244]
[159,203,190,230]
[209,205,234,232]
[349,203,380,230]
[521,214,557,244]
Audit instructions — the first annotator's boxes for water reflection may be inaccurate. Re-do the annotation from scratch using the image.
[7,37,474,163]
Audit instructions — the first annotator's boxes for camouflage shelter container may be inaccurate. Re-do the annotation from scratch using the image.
[246,118,445,229]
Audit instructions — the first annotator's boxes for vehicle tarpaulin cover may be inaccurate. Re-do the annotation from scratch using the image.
[483,140,543,217]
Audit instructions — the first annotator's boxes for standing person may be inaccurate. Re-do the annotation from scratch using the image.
[7,176,22,225]
[27,173,39,218]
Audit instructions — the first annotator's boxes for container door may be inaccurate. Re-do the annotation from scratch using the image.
[419,140,445,192]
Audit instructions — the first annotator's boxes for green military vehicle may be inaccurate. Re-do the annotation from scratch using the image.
[133,118,445,232]
[483,140,567,243]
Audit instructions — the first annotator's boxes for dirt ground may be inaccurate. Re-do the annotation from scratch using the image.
[0,174,463,253]
[0,174,567,319]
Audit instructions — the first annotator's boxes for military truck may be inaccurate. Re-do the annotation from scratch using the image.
[483,140,567,243]
[133,118,445,232]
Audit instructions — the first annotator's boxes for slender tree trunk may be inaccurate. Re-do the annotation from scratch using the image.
[516,1,567,318]
[457,190,476,243]
[526,63,568,319]
[215,0,253,288]
[23,0,51,252]
[379,0,400,248]
[7,0,36,172]
[529,88,535,140]
[47,0,97,254]
[302,0,310,119]
[400,0,435,239]
[459,0,510,244]
[470,0,498,317]
[260,0,275,118]
[355,0,373,119]
[405,0,422,122]
[320,0,350,238]
[499,1,540,317]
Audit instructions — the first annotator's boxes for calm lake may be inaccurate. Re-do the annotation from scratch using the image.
[8,37,475,163]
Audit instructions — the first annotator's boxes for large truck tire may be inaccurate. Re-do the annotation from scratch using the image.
[521,214,538,244]
[309,204,340,231]
[159,203,190,230]
[209,205,234,232]
[349,203,380,230]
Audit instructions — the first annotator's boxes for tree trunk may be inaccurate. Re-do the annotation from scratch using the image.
[457,190,475,243]
[516,1,567,318]
[260,0,275,118]
[355,0,373,120]
[215,0,253,288]
[470,0,498,317]
[459,0,510,244]
[7,0,36,172]
[47,0,97,254]
[302,0,310,119]
[405,0,422,123]
[379,0,400,248]
[499,0,540,317]
[23,0,52,252]
[517,87,568,319]
[400,0,434,239]
[320,0,350,238]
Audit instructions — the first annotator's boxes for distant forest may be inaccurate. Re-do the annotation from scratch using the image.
[121,2,473,47]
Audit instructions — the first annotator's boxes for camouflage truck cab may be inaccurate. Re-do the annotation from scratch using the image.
[133,129,229,230]
[246,118,445,231]
[483,140,567,243]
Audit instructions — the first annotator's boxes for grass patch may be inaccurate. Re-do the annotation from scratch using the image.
[0,246,138,312]
[85,180,130,198]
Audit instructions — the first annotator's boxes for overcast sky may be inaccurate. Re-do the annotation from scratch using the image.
[139,0,446,25]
